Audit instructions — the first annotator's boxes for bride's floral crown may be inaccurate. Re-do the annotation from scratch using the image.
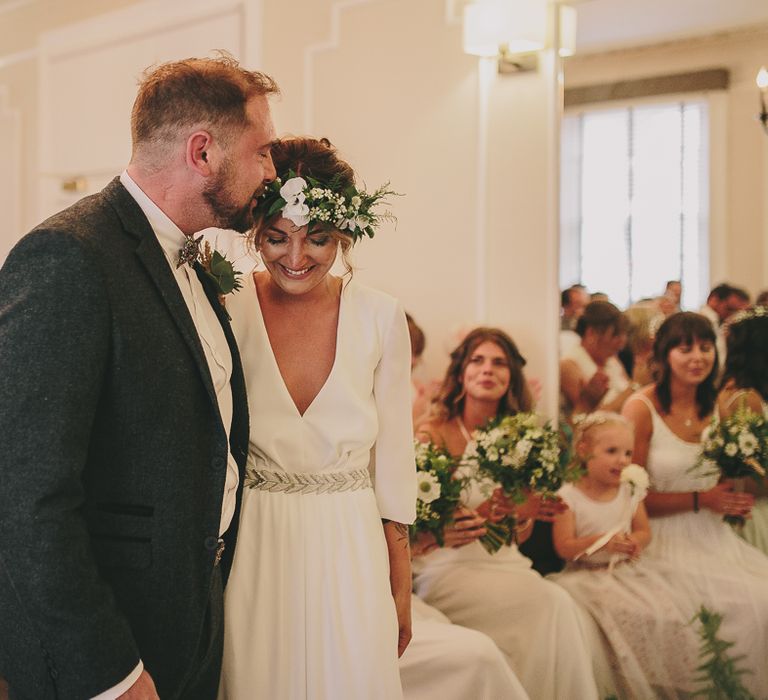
[726,305,767,330]
[259,170,397,241]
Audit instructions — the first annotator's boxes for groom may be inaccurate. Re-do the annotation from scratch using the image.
[0,56,278,699]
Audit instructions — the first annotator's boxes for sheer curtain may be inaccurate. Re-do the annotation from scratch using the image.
[560,98,709,310]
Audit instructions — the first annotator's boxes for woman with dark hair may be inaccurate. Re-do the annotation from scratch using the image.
[413,328,600,700]
[622,312,768,695]
[718,306,768,553]
[219,137,415,698]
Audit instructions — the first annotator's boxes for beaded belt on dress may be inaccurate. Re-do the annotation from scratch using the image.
[245,466,372,494]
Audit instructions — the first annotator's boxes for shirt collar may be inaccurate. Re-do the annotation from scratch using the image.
[120,170,188,265]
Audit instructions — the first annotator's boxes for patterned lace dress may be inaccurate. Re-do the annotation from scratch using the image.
[550,483,700,699]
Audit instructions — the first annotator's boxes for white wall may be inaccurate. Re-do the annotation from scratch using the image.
[257,0,562,415]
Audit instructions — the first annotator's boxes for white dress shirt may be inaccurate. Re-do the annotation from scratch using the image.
[93,172,241,699]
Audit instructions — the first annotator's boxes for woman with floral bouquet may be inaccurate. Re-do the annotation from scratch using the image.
[622,312,768,697]
[413,327,599,700]
[716,305,768,553]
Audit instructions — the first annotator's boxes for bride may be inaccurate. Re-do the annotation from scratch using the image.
[218,137,416,699]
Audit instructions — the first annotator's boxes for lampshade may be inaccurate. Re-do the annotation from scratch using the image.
[506,0,547,54]
[559,4,577,57]
[463,0,547,58]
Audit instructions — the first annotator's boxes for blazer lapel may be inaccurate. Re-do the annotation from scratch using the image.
[193,263,250,465]
[102,178,218,409]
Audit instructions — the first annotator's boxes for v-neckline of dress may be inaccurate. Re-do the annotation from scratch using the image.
[251,273,346,418]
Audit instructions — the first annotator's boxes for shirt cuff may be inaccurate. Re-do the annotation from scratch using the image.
[91,661,144,700]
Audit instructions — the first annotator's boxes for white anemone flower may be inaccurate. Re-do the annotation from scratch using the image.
[279,177,307,204]
[725,442,739,457]
[514,439,533,461]
[738,432,758,457]
[417,472,442,504]
[282,201,310,227]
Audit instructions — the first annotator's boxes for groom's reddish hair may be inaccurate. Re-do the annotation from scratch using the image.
[131,52,279,157]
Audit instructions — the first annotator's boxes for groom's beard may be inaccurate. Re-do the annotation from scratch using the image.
[203,159,260,233]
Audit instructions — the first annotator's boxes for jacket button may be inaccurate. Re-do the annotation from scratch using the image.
[204,536,218,551]
[211,456,226,471]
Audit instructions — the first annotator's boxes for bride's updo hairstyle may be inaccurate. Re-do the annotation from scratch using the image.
[251,137,356,273]
[432,327,533,421]
[652,312,718,418]
[722,307,768,402]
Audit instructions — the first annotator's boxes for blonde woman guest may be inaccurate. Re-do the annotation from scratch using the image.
[413,328,599,700]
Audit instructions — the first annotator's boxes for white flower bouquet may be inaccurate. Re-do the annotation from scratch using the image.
[410,441,466,547]
[463,413,581,553]
[699,400,768,526]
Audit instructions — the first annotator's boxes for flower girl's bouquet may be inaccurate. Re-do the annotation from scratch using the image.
[463,413,581,554]
[699,400,768,526]
[410,441,466,547]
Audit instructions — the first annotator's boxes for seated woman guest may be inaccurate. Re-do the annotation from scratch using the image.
[402,596,529,700]
[560,301,635,423]
[717,305,768,554]
[413,328,599,700]
[622,312,768,697]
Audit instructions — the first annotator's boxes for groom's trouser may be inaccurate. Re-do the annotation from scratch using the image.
[179,566,224,699]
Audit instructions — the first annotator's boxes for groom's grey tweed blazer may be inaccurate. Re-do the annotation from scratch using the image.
[0,178,249,699]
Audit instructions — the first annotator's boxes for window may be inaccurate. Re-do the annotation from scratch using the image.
[560,99,709,310]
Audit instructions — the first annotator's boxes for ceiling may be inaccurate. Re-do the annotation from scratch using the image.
[574,0,768,53]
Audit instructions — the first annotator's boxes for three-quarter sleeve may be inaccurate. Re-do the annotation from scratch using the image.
[372,300,417,523]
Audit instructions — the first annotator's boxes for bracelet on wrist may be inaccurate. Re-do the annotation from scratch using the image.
[692,491,700,513]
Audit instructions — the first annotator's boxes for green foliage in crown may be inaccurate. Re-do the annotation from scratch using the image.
[259,170,398,241]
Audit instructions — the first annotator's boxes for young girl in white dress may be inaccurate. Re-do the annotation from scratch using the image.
[551,412,699,699]
[219,138,416,699]
[717,306,768,554]
[414,328,599,700]
[622,312,768,697]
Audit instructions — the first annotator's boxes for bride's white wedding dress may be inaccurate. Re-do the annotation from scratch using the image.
[218,275,416,700]
[632,394,768,697]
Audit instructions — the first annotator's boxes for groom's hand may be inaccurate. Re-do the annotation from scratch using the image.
[118,671,159,700]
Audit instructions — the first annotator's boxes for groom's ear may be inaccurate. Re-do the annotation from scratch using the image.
[187,131,214,174]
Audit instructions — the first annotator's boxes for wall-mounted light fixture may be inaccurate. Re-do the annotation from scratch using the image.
[757,66,768,134]
[463,0,575,73]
